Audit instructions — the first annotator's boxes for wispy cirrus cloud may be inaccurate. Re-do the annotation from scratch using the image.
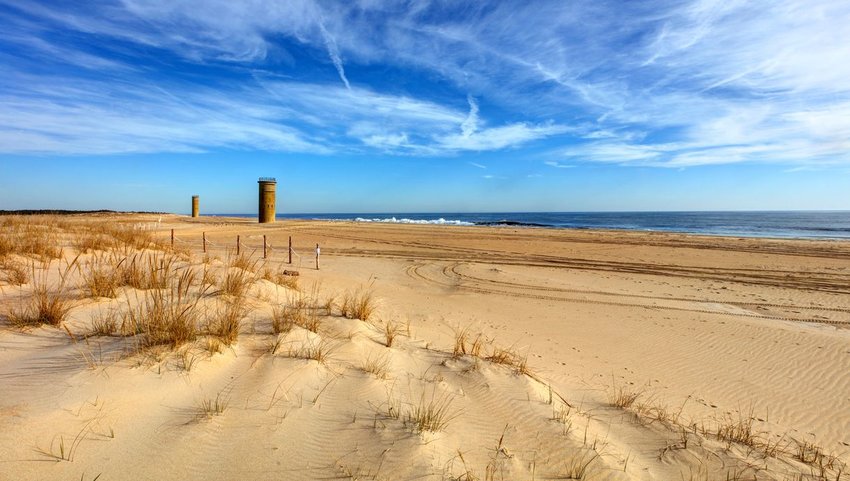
[0,0,848,167]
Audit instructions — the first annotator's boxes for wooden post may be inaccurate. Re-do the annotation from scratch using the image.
[263,235,267,259]
[316,243,320,270]
[171,229,174,247]
[288,236,292,264]
[203,232,206,253]
[237,235,240,256]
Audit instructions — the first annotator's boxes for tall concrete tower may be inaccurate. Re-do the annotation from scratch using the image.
[191,195,199,218]
[257,178,276,223]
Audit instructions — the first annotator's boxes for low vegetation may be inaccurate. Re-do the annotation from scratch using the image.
[8,259,77,328]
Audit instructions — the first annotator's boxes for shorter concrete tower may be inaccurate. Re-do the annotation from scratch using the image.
[257,178,276,223]
[191,195,199,218]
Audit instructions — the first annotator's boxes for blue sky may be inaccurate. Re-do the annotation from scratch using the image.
[1,0,849,213]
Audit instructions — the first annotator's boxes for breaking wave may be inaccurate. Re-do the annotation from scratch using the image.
[353,217,475,226]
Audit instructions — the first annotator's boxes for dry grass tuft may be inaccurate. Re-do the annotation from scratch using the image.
[8,259,77,328]
[340,288,376,321]
[199,393,228,418]
[713,411,759,449]
[271,304,295,334]
[89,310,119,336]
[361,351,391,379]
[1,258,30,285]
[220,267,255,298]
[452,326,485,358]
[119,278,201,348]
[204,337,223,356]
[383,321,402,348]
[208,299,246,346]
[230,252,259,272]
[610,382,641,409]
[485,346,531,375]
[262,266,300,290]
[274,288,323,333]
[80,253,119,298]
[406,392,456,433]
[286,340,335,364]
[0,217,64,260]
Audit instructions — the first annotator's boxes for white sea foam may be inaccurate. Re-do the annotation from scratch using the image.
[353,217,474,226]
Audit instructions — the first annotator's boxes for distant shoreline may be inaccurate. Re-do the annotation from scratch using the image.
[0,209,166,216]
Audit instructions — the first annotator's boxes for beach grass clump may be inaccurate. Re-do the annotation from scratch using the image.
[361,351,391,379]
[714,412,757,448]
[199,393,228,418]
[260,265,300,290]
[485,346,530,375]
[0,232,15,259]
[89,310,119,336]
[383,321,402,348]
[271,305,296,334]
[208,299,246,346]
[285,340,335,364]
[8,259,77,328]
[106,223,156,251]
[1,217,64,260]
[1,258,30,285]
[610,384,641,409]
[406,392,455,433]
[230,252,259,272]
[452,326,485,358]
[115,252,182,290]
[274,289,322,333]
[120,278,201,348]
[220,266,255,298]
[73,231,113,254]
[80,253,120,298]
[340,288,376,321]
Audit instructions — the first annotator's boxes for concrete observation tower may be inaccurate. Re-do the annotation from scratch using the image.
[257,178,277,223]
[191,195,199,218]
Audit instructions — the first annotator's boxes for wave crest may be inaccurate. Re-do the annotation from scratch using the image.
[353,217,474,226]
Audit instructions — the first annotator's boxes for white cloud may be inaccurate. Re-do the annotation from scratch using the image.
[461,95,479,137]
[2,0,850,166]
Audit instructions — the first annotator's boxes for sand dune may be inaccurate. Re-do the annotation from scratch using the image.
[1,214,849,480]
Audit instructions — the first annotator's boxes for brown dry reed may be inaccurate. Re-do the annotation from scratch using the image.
[406,392,456,433]
[452,326,484,358]
[119,266,204,348]
[1,258,30,285]
[340,288,376,321]
[286,340,335,364]
[8,258,78,328]
[208,298,246,346]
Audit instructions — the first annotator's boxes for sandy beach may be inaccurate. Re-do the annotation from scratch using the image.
[1,213,849,480]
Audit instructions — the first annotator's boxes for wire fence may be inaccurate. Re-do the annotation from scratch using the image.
[166,229,316,270]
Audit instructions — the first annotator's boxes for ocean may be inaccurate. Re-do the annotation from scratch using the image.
[208,211,850,240]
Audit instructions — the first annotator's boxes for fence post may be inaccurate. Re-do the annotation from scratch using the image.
[171,229,174,248]
[237,235,240,256]
[288,236,292,264]
[316,243,320,270]
[203,232,206,253]
[263,235,267,259]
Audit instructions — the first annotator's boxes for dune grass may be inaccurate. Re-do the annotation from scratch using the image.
[0,258,30,285]
[285,340,335,364]
[406,391,456,433]
[452,326,485,358]
[8,258,77,328]
[80,252,119,298]
[209,298,246,346]
[119,269,203,348]
[361,351,391,379]
[340,288,376,321]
